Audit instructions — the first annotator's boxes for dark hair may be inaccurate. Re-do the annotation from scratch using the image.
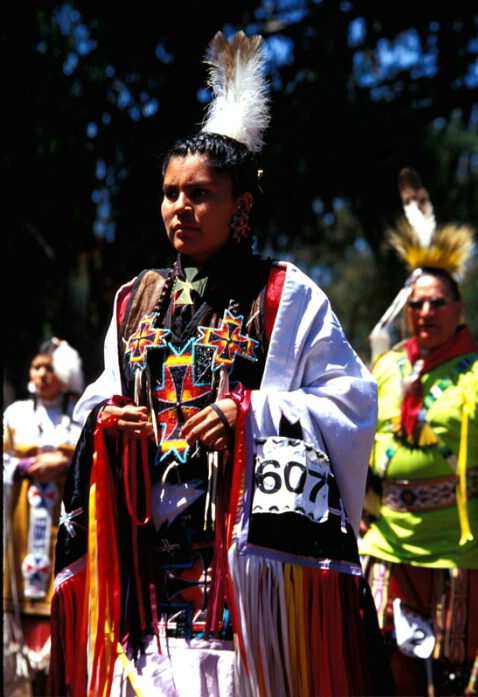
[160,132,262,198]
[38,338,61,355]
[417,267,461,301]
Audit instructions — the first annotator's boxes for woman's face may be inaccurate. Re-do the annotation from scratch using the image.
[29,354,63,400]
[406,274,463,351]
[161,153,251,267]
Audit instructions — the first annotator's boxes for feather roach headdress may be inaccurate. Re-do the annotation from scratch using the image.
[388,167,474,279]
[369,167,476,362]
[201,31,271,152]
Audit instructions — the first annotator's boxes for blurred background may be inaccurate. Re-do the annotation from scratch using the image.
[4,1,477,403]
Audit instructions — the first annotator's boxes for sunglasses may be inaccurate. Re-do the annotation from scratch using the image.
[407,297,451,310]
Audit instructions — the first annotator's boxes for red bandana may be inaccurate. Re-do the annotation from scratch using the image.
[400,326,477,436]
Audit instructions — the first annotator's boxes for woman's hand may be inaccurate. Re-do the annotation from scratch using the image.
[180,398,237,450]
[99,404,155,439]
[27,450,70,483]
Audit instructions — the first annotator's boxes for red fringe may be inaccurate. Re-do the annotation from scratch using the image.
[224,389,251,669]
[289,570,376,696]
[309,572,374,696]
[48,567,87,697]
[88,418,123,696]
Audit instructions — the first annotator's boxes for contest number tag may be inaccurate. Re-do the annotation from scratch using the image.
[252,437,331,522]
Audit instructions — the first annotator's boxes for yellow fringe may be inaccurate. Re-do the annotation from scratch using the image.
[116,643,145,697]
[457,390,473,546]
[285,564,309,697]
[418,422,438,447]
[88,481,98,672]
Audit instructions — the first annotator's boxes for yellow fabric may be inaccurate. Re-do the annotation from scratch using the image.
[285,564,309,697]
[117,644,146,697]
[457,389,473,545]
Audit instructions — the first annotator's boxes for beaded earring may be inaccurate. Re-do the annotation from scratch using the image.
[230,205,251,242]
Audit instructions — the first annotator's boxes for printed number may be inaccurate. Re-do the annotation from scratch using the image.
[255,458,327,502]
[255,459,282,493]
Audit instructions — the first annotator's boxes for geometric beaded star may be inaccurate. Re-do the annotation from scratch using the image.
[196,309,259,373]
[125,313,170,371]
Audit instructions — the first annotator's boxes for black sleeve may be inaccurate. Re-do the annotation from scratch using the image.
[54,403,106,575]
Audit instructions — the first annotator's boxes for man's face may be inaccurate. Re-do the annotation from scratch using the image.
[406,274,462,351]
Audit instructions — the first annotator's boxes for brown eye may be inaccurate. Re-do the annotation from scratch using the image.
[163,187,178,201]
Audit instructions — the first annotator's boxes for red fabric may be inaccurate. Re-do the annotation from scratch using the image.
[117,285,133,328]
[49,401,134,697]
[224,388,252,671]
[89,412,124,696]
[401,326,477,435]
[303,571,378,696]
[123,431,152,634]
[48,567,87,696]
[21,616,50,653]
[379,565,478,695]
[264,266,285,340]
[386,565,478,666]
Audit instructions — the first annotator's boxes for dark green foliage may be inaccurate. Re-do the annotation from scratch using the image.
[3,1,477,397]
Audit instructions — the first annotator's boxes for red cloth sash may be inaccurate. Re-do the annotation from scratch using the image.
[264,266,286,340]
[401,326,477,436]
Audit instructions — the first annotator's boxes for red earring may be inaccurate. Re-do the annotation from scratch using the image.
[230,206,251,241]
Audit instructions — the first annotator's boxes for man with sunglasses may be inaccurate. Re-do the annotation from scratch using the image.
[359,171,478,697]
[406,271,463,352]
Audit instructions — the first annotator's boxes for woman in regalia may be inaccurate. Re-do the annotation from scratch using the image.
[49,30,393,697]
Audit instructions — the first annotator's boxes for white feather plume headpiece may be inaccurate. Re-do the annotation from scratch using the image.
[32,337,85,395]
[201,31,271,153]
[51,339,85,394]
[369,167,476,363]
[386,167,474,281]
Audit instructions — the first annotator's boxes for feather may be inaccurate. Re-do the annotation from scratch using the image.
[387,219,475,280]
[403,200,436,247]
[398,167,436,246]
[387,167,475,279]
[51,340,85,395]
[369,285,413,362]
[201,31,271,152]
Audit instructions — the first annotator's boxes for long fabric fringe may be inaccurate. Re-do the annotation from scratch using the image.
[229,545,375,697]
[50,415,124,697]
[457,387,473,545]
[49,564,87,696]
[84,419,122,697]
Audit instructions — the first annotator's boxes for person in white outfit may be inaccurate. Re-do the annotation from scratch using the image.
[3,337,84,697]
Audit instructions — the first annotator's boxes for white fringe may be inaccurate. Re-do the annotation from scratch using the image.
[228,544,293,697]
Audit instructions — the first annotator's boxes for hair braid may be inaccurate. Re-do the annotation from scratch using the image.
[152,260,180,326]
